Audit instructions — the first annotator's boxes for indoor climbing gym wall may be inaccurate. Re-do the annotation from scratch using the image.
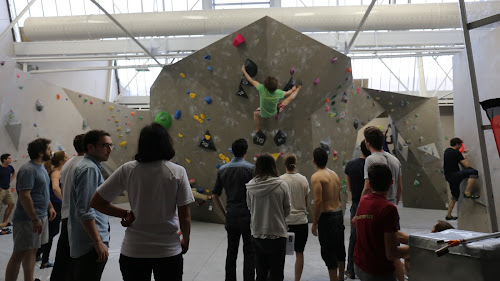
[150,17,385,223]
[364,89,448,210]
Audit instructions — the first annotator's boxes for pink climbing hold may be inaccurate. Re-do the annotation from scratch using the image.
[331,57,338,63]
[16,74,20,78]
[314,78,320,85]
[232,33,245,47]
[333,150,338,156]
[325,105,330,112]
[90,100,94,105]
[290,68,295,75]
[357,87,360,94]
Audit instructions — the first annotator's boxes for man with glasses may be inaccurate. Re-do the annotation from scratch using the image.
[69,130,113,281]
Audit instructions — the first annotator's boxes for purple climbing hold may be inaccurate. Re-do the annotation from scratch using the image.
[290,67,295,75]
[205,96,213,104]
[314,78,320,85]
[1,61,5,66]
[331,57,338,63]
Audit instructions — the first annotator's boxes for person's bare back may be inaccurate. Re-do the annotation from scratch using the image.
[312,168,341,213]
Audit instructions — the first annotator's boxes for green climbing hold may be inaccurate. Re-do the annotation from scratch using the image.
[155,111,172,129]
[415,114,419,117]
[340,185,347,194]
[337,85,342,89]
[336,118,341,123]
[139,116,143,120]
[445,136,448,140]
[331,100,336,106]
[84,98,88,103]
[331,94,338,99]
[413,179,420,186]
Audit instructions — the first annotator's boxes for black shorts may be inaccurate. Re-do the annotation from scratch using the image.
[446,168,479,200]
[318,210,345,269]
[288,223,308,253]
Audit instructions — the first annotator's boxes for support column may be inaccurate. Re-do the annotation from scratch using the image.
[417,56,427,96]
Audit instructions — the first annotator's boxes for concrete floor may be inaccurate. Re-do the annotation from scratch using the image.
[0,202,455,281]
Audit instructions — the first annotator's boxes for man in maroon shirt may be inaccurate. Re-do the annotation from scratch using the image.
[354,164,409,281]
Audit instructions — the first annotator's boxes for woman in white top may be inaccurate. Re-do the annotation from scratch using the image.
[90,123,194,281]
[280,153,310,281]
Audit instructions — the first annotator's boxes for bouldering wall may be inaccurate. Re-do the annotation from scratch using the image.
[150,16,384,223]
[365,89,448,210]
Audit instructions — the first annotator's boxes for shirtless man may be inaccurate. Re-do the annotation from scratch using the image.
[311,147,345,281]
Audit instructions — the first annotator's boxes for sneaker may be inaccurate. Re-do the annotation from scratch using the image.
[40,262,54,269]
[464,193,480,199]
[445,216,458,221]
[345,271,356,279]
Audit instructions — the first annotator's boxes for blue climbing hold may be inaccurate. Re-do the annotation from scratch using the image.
[216,163,221,169]
[196,186,205,193]
[207,66,213,71]
[174,110,182,119]
[204,55,211,60]
[186,90,190,95]
[228,148,233,154]
[205,96,213,104]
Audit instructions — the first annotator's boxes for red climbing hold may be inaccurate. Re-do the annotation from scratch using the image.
[232,33,245,47]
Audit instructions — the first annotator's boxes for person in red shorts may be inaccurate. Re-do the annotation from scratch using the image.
[354,163,409,281]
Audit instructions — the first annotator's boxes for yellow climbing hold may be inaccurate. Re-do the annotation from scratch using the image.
[115,119,119,123]
[199,119,203,124]
[180,73,186,78]
[205,189,210,193]
[205,135,211,140]
[185,158,191,164]
[119,134,123,138]
[194,115,200,121]
[178,133,184,138]
[219,154,225,160]
[109,106,114,110]
[119,141,127,147]
[189,93,196,99]
[224,157,230,163]
[271,153,281,160]
[200,113,205,119]
[117,127,121,131]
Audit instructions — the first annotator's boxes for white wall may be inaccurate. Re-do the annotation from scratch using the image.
[453,27,500,232]
[0,0,14,57]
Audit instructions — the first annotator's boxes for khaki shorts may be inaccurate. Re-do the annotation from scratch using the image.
[0,189,14,205]
[13,216,49,252]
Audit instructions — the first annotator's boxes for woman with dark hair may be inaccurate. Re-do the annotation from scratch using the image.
[90,123,194,281]
[37,151,69,268]
[246,153,290,281]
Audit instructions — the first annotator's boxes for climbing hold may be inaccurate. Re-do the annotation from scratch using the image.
[390,109,394,112]
[271,153,281,160]
[131,112,135,116]
[185,158,191,164]
[178,133,183,138]
[244,59,258,77]
[200,130,216,151]
[388,102,393,106]
[155,112,173,129]
[120,141,127,147]
[109,106,114,110]
[232,33,245,47]
[83,98,88,103]
[253,131,266,146]
[337,85,342,89]
[413,179,420,186]
[346,67,352,73]
[207,66,213,71]
[325,98,329,103]
[274,130,287,146]
[189,93,196,99]
[404,121,409,125]
[228,148,233,154]
[236,86,248,98]
[82,120,88,130]
[336,118,341,123]
[357,87,360,94]
[340,112,346,119]
[35,100,44,112]
[115,119,119,123]
[204,55,211,60]
[331,100,336,106]
[333,150,338,156]
[117,127,122,131]
[330,57,338,63]
[419,136,424,143]
[320,142,330,154]
[415,114,419,117]
[219,154,225,160]
[200,114,205,119]
[174,110,182,119]
[56,94,60,100]
[126,128,131,134]
[325,105,330,112]
[314,78,320,85]
[290,67,295,75]
[17,74,20,78]
[0,61,4,65]
[445,136,448,140]
[205,96,213,104]
[19,86,23,90]
[112,115,116,118]
[329,113,334,118]
[216,163,221,169]
[180,73,186,78]
[342,94,348,103]
[186,90,190,95]
[194,115,200,121]
[139,116,143,120]
[353,119,360,129]
[90,100,94,105]
[224,157,230,163]
[400,100,405,107]
[198,119,203,124]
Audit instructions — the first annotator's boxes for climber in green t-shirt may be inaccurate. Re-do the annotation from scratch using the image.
[241,65,301,132]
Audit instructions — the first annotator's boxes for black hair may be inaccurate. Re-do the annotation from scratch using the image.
[27,138,51,160]
[450,137,463,147]
[313,147,328,168]
[73,134,85,154]
[83,130,110,153]
[1,154,10,163]
[232,138,248,158]
[360,140,371,158]
[135,123,175,163]
[364,126,384,150]
[254,153,279,179]
[368,163,392,192]
[264,76,278,92]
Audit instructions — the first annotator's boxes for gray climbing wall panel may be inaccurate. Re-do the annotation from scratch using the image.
[365,89,448,210]
[150,17,385,223]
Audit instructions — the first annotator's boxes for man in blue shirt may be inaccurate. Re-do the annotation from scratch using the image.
[213,139,256,281]
[5,138,56,281]
[0,153,16,228]
[69,130,113,281]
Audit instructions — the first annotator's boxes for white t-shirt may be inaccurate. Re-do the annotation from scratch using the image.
[280,173,310,225]
[364,151,402,204]
[60,156,83,220]
[97,160,194,258]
